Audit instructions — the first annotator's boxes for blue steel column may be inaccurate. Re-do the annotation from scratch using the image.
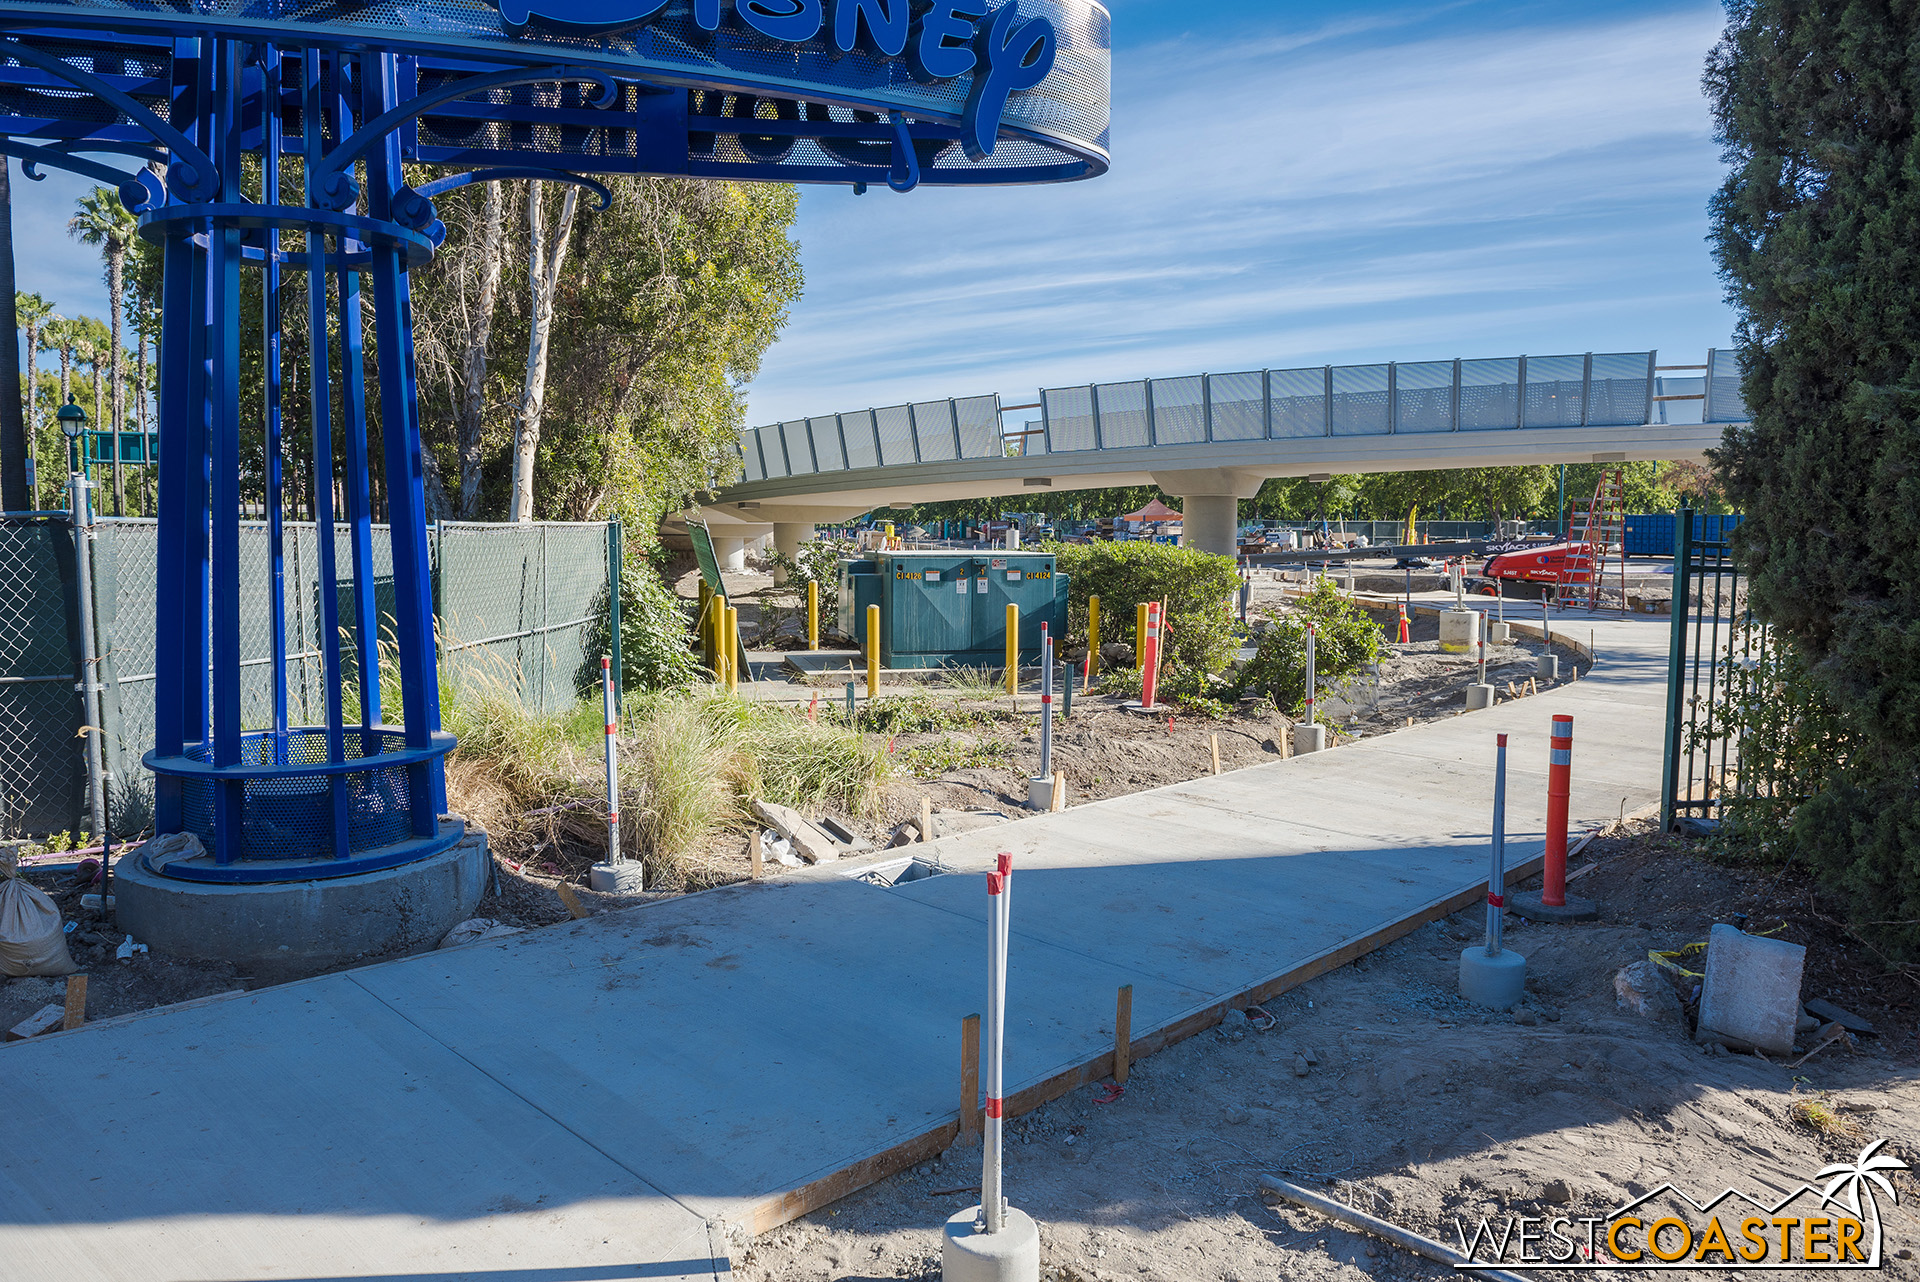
[262,43,289,763]
[329,61,382,751]
[150,38,210,836]
[303,47,351,858]
[365,51,446,828]
[208,37,245,861]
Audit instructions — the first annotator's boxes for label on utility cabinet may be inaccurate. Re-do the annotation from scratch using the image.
[956,578,969,594]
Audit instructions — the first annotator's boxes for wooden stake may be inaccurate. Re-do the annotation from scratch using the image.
[61,975,86,1030]
[1209,733,1221,776]
[1050,770,1067,813]
[555,882,591,920]
[1114,984,1133,1085]
[959,1013,982,1145]
[749,829,764,880]
[921,795,935,843]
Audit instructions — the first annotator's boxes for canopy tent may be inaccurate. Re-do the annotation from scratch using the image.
[1119,499,1183,523]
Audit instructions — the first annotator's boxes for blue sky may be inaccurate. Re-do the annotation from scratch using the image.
[11,0,1738,425]
[744,0,1739,425]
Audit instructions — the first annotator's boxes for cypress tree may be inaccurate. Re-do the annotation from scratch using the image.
[1707,0,1920,949]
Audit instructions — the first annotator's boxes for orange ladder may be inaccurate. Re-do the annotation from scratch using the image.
[1560,468,1626,611]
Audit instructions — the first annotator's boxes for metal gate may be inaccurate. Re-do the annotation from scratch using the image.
[1659,507,1748,833]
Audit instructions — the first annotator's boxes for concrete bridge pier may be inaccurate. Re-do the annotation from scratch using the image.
[1154,469,1265,558]
[773,522,814,582]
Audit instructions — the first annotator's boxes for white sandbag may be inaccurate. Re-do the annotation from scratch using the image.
[438,917,522,949]
[138,831,207,872]
[0,866,77,977]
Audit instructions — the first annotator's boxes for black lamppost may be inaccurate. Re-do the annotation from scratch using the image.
[57,393,86,477]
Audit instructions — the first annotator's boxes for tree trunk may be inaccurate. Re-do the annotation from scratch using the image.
[135,328,148,514]
[509,180,579,523]
[107,247,124,516]
[458,180,504,519]
[0,163,25,513]
[22,322,37,507]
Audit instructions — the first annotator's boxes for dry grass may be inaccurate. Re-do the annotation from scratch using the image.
[442,678,899,892]
[1790,1094,1870,1142]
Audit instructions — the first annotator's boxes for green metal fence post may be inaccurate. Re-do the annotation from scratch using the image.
[607,518,623,716]
[1659,506,1694,832]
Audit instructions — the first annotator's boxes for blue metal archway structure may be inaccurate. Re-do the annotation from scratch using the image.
[0,3,1109,881]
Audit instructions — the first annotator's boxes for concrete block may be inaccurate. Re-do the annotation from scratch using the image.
[1486,621,1511,644]
[1697,923,1805,1054]
[1464,684,1494,711]
[1439,609,1480,655]
[1291,723,1327,755]
[1536,653,1560,681]
[1026,776,1054,812]
[589,862,646,894]
[5,1003,66,1042]
[1459,945,1526,1008]
[114,818,487,981]
[943,1205,1040,1282]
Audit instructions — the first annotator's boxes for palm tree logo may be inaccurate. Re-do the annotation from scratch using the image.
[1817,1138,1907,1265]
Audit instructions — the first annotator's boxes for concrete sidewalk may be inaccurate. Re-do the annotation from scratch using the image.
[0,612,1674,1282]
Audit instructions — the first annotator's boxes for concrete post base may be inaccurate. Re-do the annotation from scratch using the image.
[589,861,646,894]
[1509,889,1598,922]
[943,1206,1040,1282]
[1291,723,1327,755]
[1536,653,1560,681]
[114,818,488,981]
[1460,945,1527,1008]
[1027,776,1054,812]
[1439,610,1480,655]
[1464,683,1494,711]
[1486,621,1511,644]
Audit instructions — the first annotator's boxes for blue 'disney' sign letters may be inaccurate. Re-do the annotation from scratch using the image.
[490,0,1057,161]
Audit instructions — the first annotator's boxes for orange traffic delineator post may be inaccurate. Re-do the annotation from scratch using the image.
[1397,604,1410,644]
[1512,713,1597,922]
[1122,603,1163,715]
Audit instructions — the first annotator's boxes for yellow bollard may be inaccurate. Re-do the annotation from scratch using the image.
[725,606,741,693]
[1086,594,1101,686]
[712,593,728,683]
[1005,603,1019,696]
[807,580,820,651]
[1136,601,1150,672]
[867,603,880,696]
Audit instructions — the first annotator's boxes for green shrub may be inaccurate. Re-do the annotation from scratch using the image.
[1049,540,1241,675]
[580,552,703,697]
[1232,579,1382,716]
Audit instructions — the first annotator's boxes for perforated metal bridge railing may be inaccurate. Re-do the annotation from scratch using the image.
[736,348,1752,482]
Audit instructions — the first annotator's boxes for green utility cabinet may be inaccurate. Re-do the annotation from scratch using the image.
[839,551,1068,668]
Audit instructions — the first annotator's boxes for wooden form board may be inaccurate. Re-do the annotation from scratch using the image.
[738,840,1584,1236]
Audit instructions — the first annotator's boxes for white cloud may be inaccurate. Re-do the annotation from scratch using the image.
[745,4,1735,424]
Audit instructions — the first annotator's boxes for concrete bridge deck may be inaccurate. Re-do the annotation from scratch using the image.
[0,608,1672,1281]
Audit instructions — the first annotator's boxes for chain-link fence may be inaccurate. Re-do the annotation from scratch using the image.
[0,516,615,840]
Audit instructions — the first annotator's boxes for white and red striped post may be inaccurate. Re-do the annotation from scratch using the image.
[981,853,1013,1234]
[603,655,621,861]
[1486,733,1508,953]
[1544,715,1573,907]
[1303,623,1317,726]
[1138,603,1162,710]
[1039,627,1054,781]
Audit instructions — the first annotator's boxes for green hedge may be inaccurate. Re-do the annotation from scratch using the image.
[1049,540,1241,675]
[1231,579,1382,716]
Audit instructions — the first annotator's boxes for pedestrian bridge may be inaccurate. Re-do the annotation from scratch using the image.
[692,347,1746,560]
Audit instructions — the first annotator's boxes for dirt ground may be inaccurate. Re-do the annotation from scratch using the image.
[0,575,1593,1028]
[733,820,1920,1282]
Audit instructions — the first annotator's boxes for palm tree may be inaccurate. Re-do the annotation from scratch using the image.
[14,291,51,505]
[70,187,137,516]
[1818,1138,1907,1262]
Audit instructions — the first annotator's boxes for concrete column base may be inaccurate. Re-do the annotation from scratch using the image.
[1439,609,1480,655]
[1027,776,1054,812]
[1486,621,1511,644]
[589,861,646,894]
[943,1205,1040,1282]
[1291,723,1327,755]
[1537,653,1560,681]
[1464,683,1494,711]
[771,522,814,584]
[715,536,747,572]
[1178,495,1238,557]
[1460,945,1527,1007]
[114,818,488,981]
